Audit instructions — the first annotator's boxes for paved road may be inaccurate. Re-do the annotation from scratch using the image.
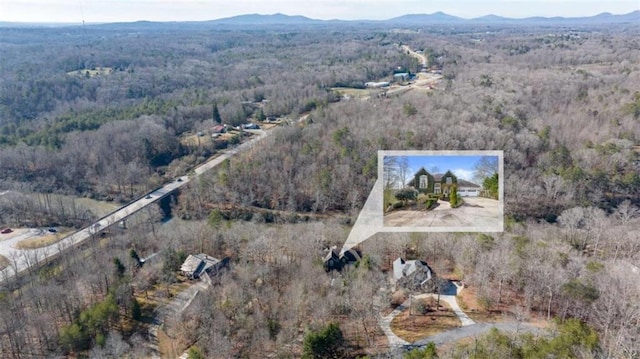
[383,197,502,231]
[413,322,544,347]
[0,130,268,283]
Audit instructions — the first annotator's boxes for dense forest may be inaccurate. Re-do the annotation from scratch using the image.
[0,18,639,359]
[0,25,409,204]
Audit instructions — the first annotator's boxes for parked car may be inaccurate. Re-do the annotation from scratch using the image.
[1,228,13,234]
[242,123,260,130]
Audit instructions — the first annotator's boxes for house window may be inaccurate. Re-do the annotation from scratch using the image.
[419,175,428,189]
[434,183,441,194]
[446,177,452,184]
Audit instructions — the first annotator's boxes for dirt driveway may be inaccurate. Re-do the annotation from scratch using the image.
[383,197,502,231]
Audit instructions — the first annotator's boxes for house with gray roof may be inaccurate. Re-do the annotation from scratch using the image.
[180,253,229,280]
[393,257,436,291]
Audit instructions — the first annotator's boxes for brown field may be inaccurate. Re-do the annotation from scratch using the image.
[181,132,214,147]
[15,228,73,249]
[391,299,461,342]
[158,329,185,358]
[24,192,120,217]
[457,286,506,323]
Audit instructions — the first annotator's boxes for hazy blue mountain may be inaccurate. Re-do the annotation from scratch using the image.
[3,10,638,29]
[470,10,639,25]
[387,12,464,24]
[210,13,319,25]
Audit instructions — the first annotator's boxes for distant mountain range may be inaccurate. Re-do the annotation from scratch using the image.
[1,10,638,28]
[212,10,640,25]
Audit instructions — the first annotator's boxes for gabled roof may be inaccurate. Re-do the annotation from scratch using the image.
[432,171,456,182]
[393,257,434,288]
[181,253,222,278]
[324,246,340,262]
[432,173,480,188]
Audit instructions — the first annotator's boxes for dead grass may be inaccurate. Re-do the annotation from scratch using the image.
[136,279,191,310]
[15,229,73,249]
[181,133,214,147]
[158,328,183,358]
[457,286,506,323]
[391,299,461,342]
[74,197,120,216]
[135,279,193,358]
[23,192,120,217]
[331,87,380,98]
[0,255,9,271]
[258,122,279,130]
[340,318,388,356]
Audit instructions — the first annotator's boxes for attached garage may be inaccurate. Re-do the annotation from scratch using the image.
[458,188,480,197]
[456,179,481,197]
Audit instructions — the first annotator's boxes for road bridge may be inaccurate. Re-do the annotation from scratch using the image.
[0,130,268,284]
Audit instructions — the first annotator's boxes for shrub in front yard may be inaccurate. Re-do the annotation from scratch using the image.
[395,188,418,205]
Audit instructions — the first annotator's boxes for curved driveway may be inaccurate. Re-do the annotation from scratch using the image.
[383,197,502,231]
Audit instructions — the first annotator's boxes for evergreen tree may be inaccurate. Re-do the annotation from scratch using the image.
[450,184,458,207]
[213,103,222,124]
[302,322,345,359]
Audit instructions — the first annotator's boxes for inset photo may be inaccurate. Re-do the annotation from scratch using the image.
[380,150,503,232]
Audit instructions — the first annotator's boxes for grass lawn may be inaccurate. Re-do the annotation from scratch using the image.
[0,255,9,271]
[391,299,461,342]
[15,228,73,249]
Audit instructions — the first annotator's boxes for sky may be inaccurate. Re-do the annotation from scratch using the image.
[405,155,487,183]
[1,0,638,23]
[385,154,498,188]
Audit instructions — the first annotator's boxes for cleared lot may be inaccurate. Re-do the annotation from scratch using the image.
[383,197,502,231]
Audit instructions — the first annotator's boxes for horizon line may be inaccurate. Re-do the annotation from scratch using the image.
[1,9,638,25]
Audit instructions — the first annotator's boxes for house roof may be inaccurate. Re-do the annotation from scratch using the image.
[432,173,480,188]
[324,246,340,262]
[181,253,221,277]
[457,179,481,188]
[393,258,406,280]
[393,257,433,288]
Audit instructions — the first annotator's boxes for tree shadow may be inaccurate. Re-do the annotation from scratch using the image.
[463,202,484,208]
